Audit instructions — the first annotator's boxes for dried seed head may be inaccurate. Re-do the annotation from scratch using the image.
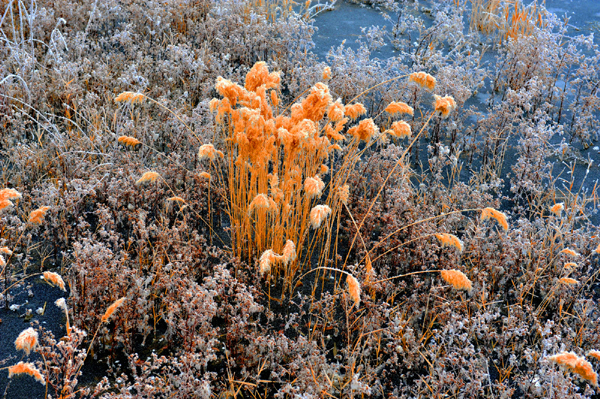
[55,297,67,312]
[115,91,145,104]
[548,352,598,386]
[282,240,297,264]
[440,269,472,292]
[42,271,66,291]
[388,121,412,139]
[433,95,457,118]
[409,71,436,90]
[167,196,186,203]
[435,233,464,252]
[136,171,161,185]
[563,262,577,271]
[346,274,361,309]
[559,277,579,286]
[117,136,141,147]
[199,172,211,179]
[385,101,414,116]
[304,176,325,198]
[327,100,345,123]
[0,188,22,202]
[0,247,12,255]
[561,248,579,257]
[595,243,600,255]
[198,144,223,161]
[248,194,273,216]
[310,205,332,229]
[550,202,564,215]
[14,328,38,355]
[8,362,45,385]
[0,200,13,211]
[102,297,126,323]
[322,66,332,80]
[344,103,367,120]
[588,350,600,361]
[259,249,279,277]
[28,206,51,224]
[338,184,350,205]
[481,207,509,231]
[347,118,378,142]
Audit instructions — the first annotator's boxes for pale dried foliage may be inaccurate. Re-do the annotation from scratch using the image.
[559,277,579,286]
[310,205,332,229]
[433,95,457,118]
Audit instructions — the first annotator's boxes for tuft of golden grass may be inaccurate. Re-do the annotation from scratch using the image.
[117,135,141,146]
[136,171,161,185]
[433,95,457,118]
[259,249,277,277]
[167,196,186,203]
[28,206,51,224]
[101,297,126,323]
[385,101,414,116]
[198,143,224,161]
[199,172,211,179]
[548,352,598,386]
[7,362,45,385]
[347,118,378,142]
[440,269,472,292]
[0,247,12,255]
[14,327,38,355]
[304,176,325,198]
[481,207,508,231]
[310,205,331,229]
[346,274,361,309]
[550,202,564,215]
[42,271,66,291]
[0,188,22,201]
[387,121,412,139]
[588,350,600,362]
[282,240,297,264]
[114,91,145,104]
[409,71,436,91]
[0,200,13,211]
[561,248,579,257]
[435,233,464,252]
[559,277,579,286]
[344,103,367,120]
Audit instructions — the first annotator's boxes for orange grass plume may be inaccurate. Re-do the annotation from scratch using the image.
[550,202,564,215]
[28,206,50,224]
[547,352,598,386]
[440,269,472,292]
[385,101,414,116]
[310,205,332,229]
[388,121,411,139]
[347,118,378,142]
[346,274,361,309]
[304,176,325,198]
[561,248,579,257]
[102,297,126,323]
[136,171,161,185]
[118,136,141,146]
[344,103,367,120]
[14,327,38,355]
[481,207,508,231]
[115,91,145,104]
[559,277,579,286]
[433,95,457,118]
[8,362,45,385]
[435,233,464,252]
[0,188,22,201]
[409,71,436,90]
[42,271,66,291]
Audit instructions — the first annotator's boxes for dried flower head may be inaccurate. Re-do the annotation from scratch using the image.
[322,66,332,80]
[8,362,45,385]
[548,352,598,386]
[440,269,472,292]
[327,100,345,122]
[433,95,457,118]
[55,297,67,311]
[115,91,145,104]
[198,143,224,161]
[588,350,600,361]
[102,297,126,323]
[550,202,564,215]
[248,194,275,216]
[563,262,577,271]
[435,233,464,252]
[561,248,579,257]
[385,101,414,116]
[595,243,600,255]
[0,247,12,255]
[304,176,325,198]
[344,103,367,120]
[199,172,211,179]
[167,196,186,203]
[0,188,22,201]
[559,277,578,285]
[310,205,332,229]
[388,121,411,139]
[28,206,51,224]
[347,118,378,142]
[259,249,279,277]
[346,274,361,309]
[282,240,297,264]
[118,136,141,146]
[338,184,350,205]
[42,271,66,291]
[481,207,509,231]
[14,328,38,355]
[136,171,161,185]
[409,71,436,90]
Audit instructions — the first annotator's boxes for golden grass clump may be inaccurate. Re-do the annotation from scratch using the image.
[550,202,564,215]
[282,240,297,264]
[481,207,509,231]
[327,100,345,122]
[199,172,211,179]
[561,248,579,257]
[114,91,145,104]
[385,101,414,116]
[310,205,331,229]
[440,269,472,292]
[259,249,277,277]
[304,176,325,198]
[388,120,412,139]
[548,352,598,386]
[14,327,38,355]
[42,271,66,291]
[435,233,464,252]
[559,277,579,286]
[198,143,224,161]
[102,297,126,323]
[409,71,436,90]
[248,194,276,215]
[28,206,51,224]
[346,274,361,309]
[347,118,378,142]
[433,95,457,118]
[136,171,161,185]
[344,103,367,120]
[8,362,45,385]
[0,188,22,211]
[118,136,141,146]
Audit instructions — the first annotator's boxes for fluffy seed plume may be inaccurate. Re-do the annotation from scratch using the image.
[55,297,67,312]
[8,362,45,385]
[0,188,22,202]
[338,184,350,205]
[548,352,598,386]
[117,136,141,146]
[595,243,600,254]
[588,350,600,361]
[409,71,436,90]
[199,172,211,179]
[388,121,411,139]
[481,207,509,231]
[322,66,331,80]
[347,118,378,142]
[0,247,12,255]
[440,269,472,292]
[310,205,332,229]
[115,91,145,104]
[42,271,66,291]
[198,144,224,161]
[433,95,457,118]
[346,274,361,309]
[385,101,414,116]
[248,194,274,216]
[435,233,464,252]
[14,328,38,355]
[0,200,13,211]
[259,249,280,277]
[304,176,325,198]
[28,206,50,224]
[282,240,297,264]
[559,277,579,286]
[327,100,345,122]
[564,262,577,271]
[561,248,579,257]
[550,202,564,215]
[102,297,126,323]
[136,171,161,185]
[167,196,186,203]
[344,103,367,120]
